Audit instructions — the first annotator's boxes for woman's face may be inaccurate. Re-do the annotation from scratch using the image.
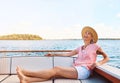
[83,31,93,42]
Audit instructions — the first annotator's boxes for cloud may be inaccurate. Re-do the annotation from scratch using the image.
[0,21,33,35]
[37,25,83,39]
[0,22,120,39]
[94,23,120,38]
[40,23,120,39]
[116,13,120,18]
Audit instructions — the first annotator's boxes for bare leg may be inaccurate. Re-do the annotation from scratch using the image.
[16,66,78,82]
[17,66,50,83]
[54,66,78,79]
[17,72,49,83]
[17,66,56,79]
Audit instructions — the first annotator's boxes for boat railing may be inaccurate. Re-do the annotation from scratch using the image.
[0,50,72,52]
[0,50,73,57]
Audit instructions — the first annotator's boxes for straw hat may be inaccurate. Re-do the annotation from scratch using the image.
[81,26,98,43]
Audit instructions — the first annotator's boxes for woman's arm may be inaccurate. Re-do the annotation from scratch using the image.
[91,47,109,69]
[45,49,78,57]
[96,47,109,66]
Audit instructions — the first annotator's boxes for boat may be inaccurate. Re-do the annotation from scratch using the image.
[0,50,120,83]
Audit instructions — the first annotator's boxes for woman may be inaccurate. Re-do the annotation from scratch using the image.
[16,26,109,83]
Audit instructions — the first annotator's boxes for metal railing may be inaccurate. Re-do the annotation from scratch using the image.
[0,50,72,52]
[0,50,72,57]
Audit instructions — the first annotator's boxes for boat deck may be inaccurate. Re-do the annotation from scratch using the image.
[0,74,110,83]
[0,50,120,83]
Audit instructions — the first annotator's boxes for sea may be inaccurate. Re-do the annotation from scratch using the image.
[0,39,120,69]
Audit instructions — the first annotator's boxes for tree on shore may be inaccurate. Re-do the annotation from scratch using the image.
[0,34,43,40]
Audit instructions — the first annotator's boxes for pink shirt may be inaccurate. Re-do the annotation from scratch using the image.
[73,43,100,70]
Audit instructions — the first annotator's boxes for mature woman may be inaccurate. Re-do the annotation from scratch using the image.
[16,26,109,83]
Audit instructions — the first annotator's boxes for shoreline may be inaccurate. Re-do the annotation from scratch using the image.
[43,38,120,40]
[0,38,120,40]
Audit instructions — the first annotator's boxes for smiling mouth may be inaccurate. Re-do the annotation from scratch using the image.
[83,36,88,38]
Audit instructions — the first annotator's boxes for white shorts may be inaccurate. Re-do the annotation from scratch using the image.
[74,66,91,79]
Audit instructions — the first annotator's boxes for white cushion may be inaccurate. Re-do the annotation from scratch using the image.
[11,57,53,74]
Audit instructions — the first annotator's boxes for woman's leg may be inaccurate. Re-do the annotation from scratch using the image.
[17,70,49,83]
[17,66,53,83]
[16,66,56,79]
[53,66,78,79]
[16,66,78,82]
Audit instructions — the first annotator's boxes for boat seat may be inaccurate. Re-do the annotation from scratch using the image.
[1,75,53,83]
[1,74,110,83]
[0,56,111,83]
[0,75,9,82]
[81,73,110,83]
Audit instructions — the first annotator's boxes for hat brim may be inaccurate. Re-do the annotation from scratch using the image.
[81,26,98,43]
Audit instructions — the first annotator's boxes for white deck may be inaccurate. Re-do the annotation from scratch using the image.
[0,56,116,83]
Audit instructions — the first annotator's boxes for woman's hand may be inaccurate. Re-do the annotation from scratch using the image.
[44,53,54,57]
[90,62,101,70]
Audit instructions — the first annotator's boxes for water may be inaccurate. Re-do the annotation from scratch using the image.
[0,40,120,69]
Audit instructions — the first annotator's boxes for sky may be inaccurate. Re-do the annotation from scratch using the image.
[0,0,120,39]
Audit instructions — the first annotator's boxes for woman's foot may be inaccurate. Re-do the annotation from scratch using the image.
[16,66,29,83]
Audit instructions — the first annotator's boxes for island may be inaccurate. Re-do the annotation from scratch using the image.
[0,34,42,40]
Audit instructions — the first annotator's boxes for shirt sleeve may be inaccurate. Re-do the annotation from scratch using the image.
[74,46,81,53]
[94,43,100,51]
